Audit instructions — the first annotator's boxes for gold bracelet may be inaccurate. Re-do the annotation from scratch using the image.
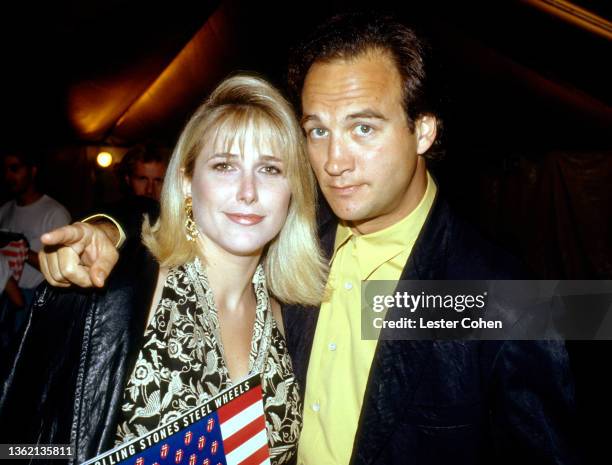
[80,214,127,249]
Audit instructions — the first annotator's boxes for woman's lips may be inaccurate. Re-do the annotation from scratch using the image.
[224,212,265,226]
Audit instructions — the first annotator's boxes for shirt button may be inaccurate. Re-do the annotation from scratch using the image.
[344,281,353,290]
[311,402,320,412]
[328,342,337,351]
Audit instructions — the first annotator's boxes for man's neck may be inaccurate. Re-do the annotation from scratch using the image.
[16,189,42,206]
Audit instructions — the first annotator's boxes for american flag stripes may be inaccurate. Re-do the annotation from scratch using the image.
[218,384,269,465]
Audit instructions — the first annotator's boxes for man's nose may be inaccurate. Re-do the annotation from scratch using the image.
[324,136,354,177]
[237,174,257,204]
[145,180,154,196]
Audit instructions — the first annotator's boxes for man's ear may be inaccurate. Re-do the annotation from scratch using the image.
[415,115,437,155]
[181,168,192,198]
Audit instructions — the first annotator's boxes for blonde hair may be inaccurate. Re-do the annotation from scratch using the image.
[142,74,327,305]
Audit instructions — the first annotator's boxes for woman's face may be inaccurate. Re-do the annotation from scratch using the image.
[185,128,291,258]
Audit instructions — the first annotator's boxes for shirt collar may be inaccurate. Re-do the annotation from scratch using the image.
[331,171,437,280]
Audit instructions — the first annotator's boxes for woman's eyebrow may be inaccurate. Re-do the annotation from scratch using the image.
[209,153,237,160]
[259,155,283,162]
[209,153,283,162]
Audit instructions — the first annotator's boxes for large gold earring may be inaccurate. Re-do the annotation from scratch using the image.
[184,196,199,241]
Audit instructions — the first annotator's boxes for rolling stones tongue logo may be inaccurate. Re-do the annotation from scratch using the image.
[206,418,215,433]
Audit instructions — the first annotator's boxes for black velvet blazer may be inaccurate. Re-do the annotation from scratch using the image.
[282,194,579,465]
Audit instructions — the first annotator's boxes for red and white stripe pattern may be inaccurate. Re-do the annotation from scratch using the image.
[0,239,28,281]
[218,385,270,465]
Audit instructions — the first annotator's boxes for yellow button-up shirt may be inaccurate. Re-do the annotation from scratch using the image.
[298,173,437,465]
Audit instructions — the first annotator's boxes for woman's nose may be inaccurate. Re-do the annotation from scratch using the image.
[237,174,257,204]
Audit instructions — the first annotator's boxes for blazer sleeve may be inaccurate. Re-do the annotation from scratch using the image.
[487,340,580,465]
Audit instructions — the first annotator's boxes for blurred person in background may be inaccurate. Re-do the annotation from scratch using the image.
[0,150,70,349]
[97,144,169,236]
[120,144,168,201]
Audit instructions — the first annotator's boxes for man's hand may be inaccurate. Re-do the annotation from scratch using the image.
[4,276,25,307]
[27,249,40,271]
[39,222,120,288]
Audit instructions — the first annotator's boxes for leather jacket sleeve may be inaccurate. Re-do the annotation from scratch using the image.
[0,284,94,464]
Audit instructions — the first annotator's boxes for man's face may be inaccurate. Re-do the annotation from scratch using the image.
[301,51,435,234]
[127,161,166,201]
[3,155,35,196]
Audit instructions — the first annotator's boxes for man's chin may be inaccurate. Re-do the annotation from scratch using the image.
[328,203,368,223]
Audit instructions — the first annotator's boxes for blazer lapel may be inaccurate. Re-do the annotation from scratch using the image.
[351,193,452,464]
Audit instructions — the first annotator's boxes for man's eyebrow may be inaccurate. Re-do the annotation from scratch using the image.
[300,114,321,126]
[346,109,388,121]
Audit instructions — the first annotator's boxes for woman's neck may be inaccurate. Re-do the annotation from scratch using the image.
[196,236,262,314]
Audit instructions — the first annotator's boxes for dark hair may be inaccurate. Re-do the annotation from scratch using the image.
[288,12,444,158]
[1,148,40,168]
[119,144,168,178]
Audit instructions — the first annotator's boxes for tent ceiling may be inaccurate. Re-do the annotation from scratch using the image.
[1,0,610,150]
[67,2,238,143]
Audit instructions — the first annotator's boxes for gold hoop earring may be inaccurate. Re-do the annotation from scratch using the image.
[184,196,199,241]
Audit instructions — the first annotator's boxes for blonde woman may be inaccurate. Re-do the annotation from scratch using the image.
[0,74,327,465]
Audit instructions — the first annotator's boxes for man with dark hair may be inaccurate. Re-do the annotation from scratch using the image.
[119,144,167,201]
[36,13,575,464]
[281,14,574,465]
